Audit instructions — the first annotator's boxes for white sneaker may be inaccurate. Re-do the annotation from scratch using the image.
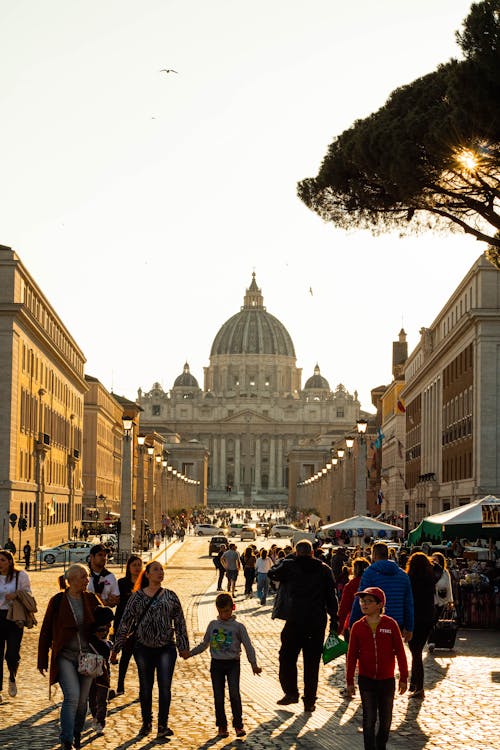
[8,680,17,697]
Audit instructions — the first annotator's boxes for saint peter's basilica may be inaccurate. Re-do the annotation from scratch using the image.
[138,274,367,503]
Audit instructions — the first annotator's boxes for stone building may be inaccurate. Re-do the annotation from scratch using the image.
[138,274,362,505]
[394,254,500,531]
[0,246,86,548]
[82,375,125,526]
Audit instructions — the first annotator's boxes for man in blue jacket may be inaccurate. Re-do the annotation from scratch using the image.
[349,542,414,641]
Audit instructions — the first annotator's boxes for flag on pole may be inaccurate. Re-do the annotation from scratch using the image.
[375,427,385,450]
[397,398,406,413]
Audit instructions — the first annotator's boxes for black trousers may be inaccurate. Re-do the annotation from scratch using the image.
[0,610,23,692]
[358,675,395,750]
[278,619,326,705]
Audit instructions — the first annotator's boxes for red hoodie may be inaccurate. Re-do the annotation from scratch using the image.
[346,614,408,685]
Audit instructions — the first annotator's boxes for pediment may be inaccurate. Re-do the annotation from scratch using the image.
[222,409,277,424]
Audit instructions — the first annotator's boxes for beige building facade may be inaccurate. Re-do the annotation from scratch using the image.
[381,255,500,532]
[82,376,125,525]
[0,246,86,548]
[138,274,362,505]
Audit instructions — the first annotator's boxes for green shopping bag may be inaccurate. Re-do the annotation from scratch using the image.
[322,632,348,664]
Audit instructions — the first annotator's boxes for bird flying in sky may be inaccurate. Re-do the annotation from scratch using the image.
[160,69,178,74]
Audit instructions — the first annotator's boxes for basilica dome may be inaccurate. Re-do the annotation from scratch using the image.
[173,362,199,388]
[304,364,330,390]
[210,273,296,358]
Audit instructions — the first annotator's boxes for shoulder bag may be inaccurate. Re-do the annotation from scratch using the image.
[66,594,105,678]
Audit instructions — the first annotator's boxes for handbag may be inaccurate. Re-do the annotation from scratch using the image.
[66,594,105,678]
[78,645,104,678]
[322,631,348,664]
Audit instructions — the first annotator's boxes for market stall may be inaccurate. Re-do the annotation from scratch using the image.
[408,496,500,627]
[318,514,404,544]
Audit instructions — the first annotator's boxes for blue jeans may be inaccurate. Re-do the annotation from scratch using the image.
[358,675,395,750]
[134,643,177,727]
[256,573,269,602]
[56,654,94,743]
[210,658,242,729]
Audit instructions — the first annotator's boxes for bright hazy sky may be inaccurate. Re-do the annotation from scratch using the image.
[0,0,480,412]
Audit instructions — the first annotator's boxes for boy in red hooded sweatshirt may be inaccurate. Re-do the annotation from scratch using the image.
[346,587,408,750]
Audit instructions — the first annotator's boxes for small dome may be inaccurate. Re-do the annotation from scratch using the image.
[173,362,199,388]
[304,364,330,390]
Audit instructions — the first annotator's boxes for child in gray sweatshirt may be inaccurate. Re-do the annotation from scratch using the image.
[187,592,262,737]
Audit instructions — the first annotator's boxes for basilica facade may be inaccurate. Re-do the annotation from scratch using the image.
[138,274,363,503]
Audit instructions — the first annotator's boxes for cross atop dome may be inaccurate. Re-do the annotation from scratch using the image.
[242,271,265,310]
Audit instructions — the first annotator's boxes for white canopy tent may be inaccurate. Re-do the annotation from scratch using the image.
[319,514,404,538]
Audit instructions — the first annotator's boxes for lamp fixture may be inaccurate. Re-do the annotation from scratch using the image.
[357,419,368,435]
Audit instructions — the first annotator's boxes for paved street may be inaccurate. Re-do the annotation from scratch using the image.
[1,536,499,750]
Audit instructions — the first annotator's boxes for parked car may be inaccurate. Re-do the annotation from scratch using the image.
[270,524,300,538]
[240,525,257,541]
[209,535,229,555]
[37,541,94,565]
[228,522,245,537]
[194,523,221,536]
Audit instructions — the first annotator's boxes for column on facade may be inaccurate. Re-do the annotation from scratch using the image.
[255,437,261,490]
[234,438,240,492]
[269,437,276,490]
[276,437,282,490]
[220,436,226,490]
[212,436,219,489]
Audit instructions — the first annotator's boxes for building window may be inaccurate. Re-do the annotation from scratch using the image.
[336,407,344,418]
[152,404,161,416]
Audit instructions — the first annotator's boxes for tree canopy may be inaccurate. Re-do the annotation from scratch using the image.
[298,0,500,266]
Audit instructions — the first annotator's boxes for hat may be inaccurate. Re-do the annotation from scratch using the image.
[93,606,114,626]
[355,586,386,606]
[89,543,108,556]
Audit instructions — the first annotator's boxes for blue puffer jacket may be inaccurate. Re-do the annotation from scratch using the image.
[349,560,414,631]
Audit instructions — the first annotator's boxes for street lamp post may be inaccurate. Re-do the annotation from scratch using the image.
[146,445,155,547]
[135,435,146,551]
[119,416,134,557]
[354,419,368,515]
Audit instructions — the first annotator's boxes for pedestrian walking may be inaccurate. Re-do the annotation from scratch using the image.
[4,539,16,555]
[221,544,241,596]
[113,554,144,696]
[0,549,32,703]
[405,552,435,699]
[430,551,454,620]
[241,547,257,598]
[86,544,120,607]
[88,606,114,736]
[268,539,338,713]
[337,557,370,638]
[111,561,190,740]
[349,541,414,642]
[22,541,32,570]
[37,563,102,750]
[255,549,272,605]
[213,545,227,591]
[186,592,262,738]
[346,586,408,750]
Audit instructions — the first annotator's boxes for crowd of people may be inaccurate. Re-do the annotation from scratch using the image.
[0,523,482,750]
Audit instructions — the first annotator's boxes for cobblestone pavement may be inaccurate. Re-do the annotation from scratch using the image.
[1,537,499,750]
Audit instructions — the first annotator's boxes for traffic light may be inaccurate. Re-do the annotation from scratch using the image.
[18,517,28,531]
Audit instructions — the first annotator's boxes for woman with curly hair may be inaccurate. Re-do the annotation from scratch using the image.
[405,552,435,698]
